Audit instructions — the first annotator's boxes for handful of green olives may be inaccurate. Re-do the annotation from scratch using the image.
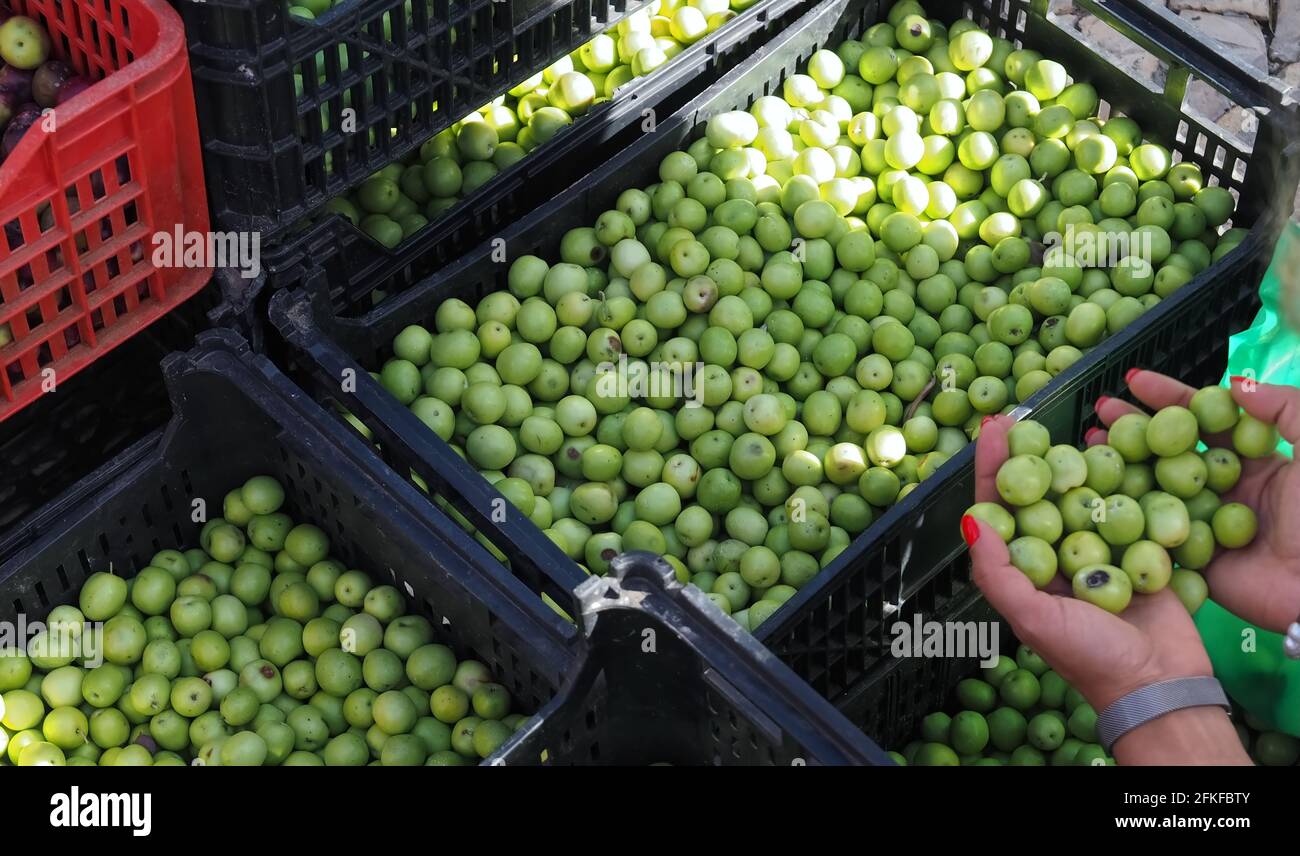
[966,387,1273,615]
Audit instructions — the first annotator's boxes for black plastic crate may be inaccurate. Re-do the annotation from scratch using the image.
[209,0,813,353]
[835,582,1005,753]
[182,0,654,242]
[0,330,580,762]
[0,281,219,534]
[185,0,791,246]
[270,0,1300,708]
[496,552,890,764]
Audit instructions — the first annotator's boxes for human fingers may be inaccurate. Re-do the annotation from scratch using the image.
[1095,371,1233,448]
[1126,368,1198,411]
[974,414,1012,504]
[1094,394,1146,427]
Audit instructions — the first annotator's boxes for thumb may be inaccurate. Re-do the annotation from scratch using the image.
[1231,377,1300,445]
[963,515,1059,646]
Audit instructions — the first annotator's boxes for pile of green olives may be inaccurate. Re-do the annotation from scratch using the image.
[370,0,1246,631]
[892,644,1113,766]
[896,643,1299,766]
[1,476,524,767]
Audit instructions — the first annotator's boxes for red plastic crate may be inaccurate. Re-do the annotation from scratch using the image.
[0,0,209,420]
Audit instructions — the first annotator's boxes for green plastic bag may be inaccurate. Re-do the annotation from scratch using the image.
[1194,221,1300,735]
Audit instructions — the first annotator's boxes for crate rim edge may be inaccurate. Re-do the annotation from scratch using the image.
[590,550,895,764]
[487,549,893,764]
[1079,0,1299,117]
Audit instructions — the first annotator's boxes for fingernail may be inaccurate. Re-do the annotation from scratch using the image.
[1125,368,1141,385]
[1095,395,1111,412]
[981,415,994,427]
[1230,375,1247,385]
[960,515,981,546]
[1085,427,1103,443]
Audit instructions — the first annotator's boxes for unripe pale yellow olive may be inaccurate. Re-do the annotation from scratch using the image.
[670,6,708,43]
[549,72,596,115]
[632,45,669,76]
[1024,59,1067,99]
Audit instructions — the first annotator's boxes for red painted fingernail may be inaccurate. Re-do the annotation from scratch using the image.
[981,415,994,427]
[1085,427,1103,443]
[1095,395,1111,411]
[1230,375,1247,385]
[960,515,981,546]
[1125,368,1141,385]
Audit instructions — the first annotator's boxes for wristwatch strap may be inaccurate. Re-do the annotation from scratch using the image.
[1095,676,1230,753]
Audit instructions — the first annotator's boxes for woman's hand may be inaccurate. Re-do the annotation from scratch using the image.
[962,401,1253,764]
[1090,370,1300,634]
[963,413,1211,713]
